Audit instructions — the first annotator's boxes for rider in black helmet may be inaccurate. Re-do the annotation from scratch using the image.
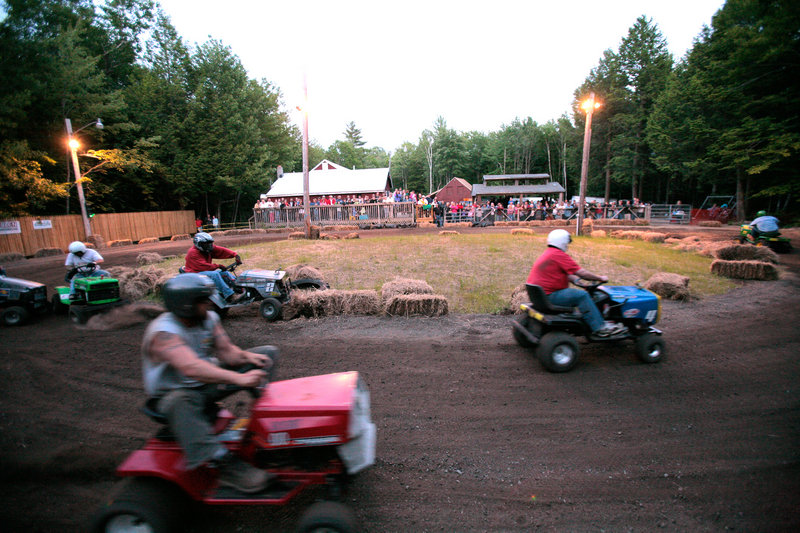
[142,274,278,493]
[183,232,243,303]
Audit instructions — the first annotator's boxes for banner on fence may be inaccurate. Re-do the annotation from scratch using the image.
[0,220,22,234]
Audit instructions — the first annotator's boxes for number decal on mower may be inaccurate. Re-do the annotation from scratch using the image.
[645,310,657,322]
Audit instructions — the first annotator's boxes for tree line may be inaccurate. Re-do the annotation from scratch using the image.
[1,0,797,223]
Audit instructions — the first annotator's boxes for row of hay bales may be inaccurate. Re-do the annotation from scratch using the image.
[109,257,449,319]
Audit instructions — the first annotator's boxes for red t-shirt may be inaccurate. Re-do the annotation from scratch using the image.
[184,245,236,273]
[526,246,581,294]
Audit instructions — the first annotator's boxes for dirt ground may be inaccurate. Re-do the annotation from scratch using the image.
[1,225,799,532]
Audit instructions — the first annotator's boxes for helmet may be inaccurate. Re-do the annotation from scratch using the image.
[756,210,767,217]
[68,241,87,255]
[162,274,216,318]
[193,232,215,254]
[546,229,572,251]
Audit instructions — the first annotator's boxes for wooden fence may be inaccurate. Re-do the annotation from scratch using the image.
[0,210,195,257]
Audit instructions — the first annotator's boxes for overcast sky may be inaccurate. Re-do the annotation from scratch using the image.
[158,0,725,151]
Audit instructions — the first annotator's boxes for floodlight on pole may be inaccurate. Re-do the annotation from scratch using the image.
[65,118,103,239]
[576,93,601,236]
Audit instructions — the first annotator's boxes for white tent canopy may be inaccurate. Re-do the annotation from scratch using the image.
[263,159,392,198]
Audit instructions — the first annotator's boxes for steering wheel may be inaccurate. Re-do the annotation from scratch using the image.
[572,278,605,290]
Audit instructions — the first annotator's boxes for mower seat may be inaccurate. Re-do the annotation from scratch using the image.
[525,284,574,314]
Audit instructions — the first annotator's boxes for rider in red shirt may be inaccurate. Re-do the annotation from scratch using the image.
[184,233,243,303]
[527,229,625,337]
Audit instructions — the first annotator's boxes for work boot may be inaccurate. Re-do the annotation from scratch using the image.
[216,454,272,494]
[226,292,245,304]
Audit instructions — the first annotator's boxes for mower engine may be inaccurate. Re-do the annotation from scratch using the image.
[595,285,661,329]
[235,269,290,300]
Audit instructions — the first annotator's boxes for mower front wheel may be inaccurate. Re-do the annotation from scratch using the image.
[537,332,579,373]
[259,297,283,322]
[2,305,29,326]
[69,306,89,325]
[635,333,665,364]
[89,477,184,533]
[297,500,358,533]
[51,294,67,314]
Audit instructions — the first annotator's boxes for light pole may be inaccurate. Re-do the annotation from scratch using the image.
[425,135,434,195]
[576,93,600,236]
[65,117,103,239]
[300,77,311,238]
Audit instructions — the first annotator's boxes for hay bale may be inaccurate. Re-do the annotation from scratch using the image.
[343,232,359,239]
[384,294,449,317]
[84,302,166,331]
[711,260,779,280]
[284,289,381,319]
[381,277,433,301]
[0,252,24,262]
[288,232,305,240]
[108,265,172,300]
[138,237,160,244]
[439,230,459,235]
[320,233,340,240]
[510,228,535,235]
[418,222,436,228]
[170,234,191,241]
[284,264,325,282]
[640,232,667,243]
[137,252,164,266]
[33,247,63,258]
[643,272,691,301]
[223,229,254,235]
[698,220,722,227]
[590,230,607,238]
[713,244,779,264]
[509,283,528,313]
[108,239,133,247]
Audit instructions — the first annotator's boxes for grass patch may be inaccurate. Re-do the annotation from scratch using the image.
[161,234,735,314]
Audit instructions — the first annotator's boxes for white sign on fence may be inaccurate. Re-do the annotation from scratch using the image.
[32,219,53,230]
[0,220,22,234]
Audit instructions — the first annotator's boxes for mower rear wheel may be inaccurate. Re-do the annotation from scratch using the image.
[259,297,282,321]
[1,305,29,326]
[537,332,579,373]
[297,501,358,533]
[635,333,665,364]
[512,315,539,348]
[89,477,184,533]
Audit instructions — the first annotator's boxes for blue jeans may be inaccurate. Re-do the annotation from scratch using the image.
[199,270,234,298]
[547,288,605,332]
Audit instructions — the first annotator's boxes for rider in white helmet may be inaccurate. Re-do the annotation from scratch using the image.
[65,241,109,295]
[526,229,626,337]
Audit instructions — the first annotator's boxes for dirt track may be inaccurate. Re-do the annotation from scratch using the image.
[1,226,799,532]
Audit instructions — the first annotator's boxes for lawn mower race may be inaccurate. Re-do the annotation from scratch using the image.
[0,226,798,533]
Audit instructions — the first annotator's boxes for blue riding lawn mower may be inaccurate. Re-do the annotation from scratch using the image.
[512,280,666,372]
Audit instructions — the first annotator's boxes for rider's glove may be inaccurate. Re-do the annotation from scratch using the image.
[235,254,242,264]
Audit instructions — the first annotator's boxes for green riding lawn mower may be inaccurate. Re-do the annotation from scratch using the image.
[52,264,127,324]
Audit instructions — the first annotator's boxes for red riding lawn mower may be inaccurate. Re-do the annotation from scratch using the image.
[90,371,377,533]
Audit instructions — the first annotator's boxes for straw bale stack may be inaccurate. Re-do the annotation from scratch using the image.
[284,264,325,283]
[381,277,433,301]
[343,232,359,239]
[439,230,459,235]
[223,229,254,235]
[710,260,779,280]
[108,239,133,247]
[509,283,528,313]
[137,252,164,265]
[33,248,63,257]
[643,272,691,301]
[0,252,24,262]
[590,230,607,238]
[510,228,535,235]
[170,234,191,241]
[107,265,173,300]
[138,237,159,244]
[288,232,305,240]
[713,244,778,264]
[284,289,381,319]
[384,294,449,317]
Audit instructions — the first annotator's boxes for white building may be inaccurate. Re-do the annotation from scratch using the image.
[263,160,392,200]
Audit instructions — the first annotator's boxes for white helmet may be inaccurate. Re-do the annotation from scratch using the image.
[546,229,572,251]
[68,241,87,255]
[193,232,215,254]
